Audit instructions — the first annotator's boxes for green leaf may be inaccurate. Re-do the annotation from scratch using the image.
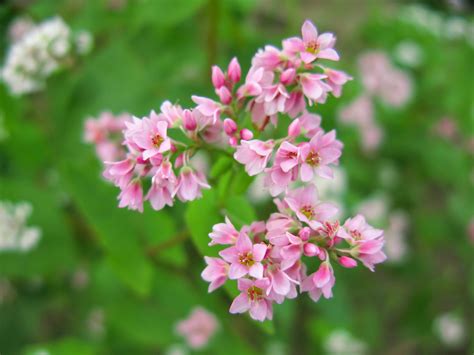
[224,195,257,228]
[22,338,96,355]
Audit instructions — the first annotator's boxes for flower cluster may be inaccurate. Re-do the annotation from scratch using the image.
[1,17,92,95]
[175,307,219,350]
[0,201,41,252]
[202,185,386,321]
[84,111,131,162]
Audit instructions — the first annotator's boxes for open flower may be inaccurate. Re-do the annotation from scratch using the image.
[201,257,229,292]
[229,278,273,321]
[234,139,274,176]
[300,20,339,63]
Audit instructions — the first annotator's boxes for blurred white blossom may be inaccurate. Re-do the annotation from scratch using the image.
[433,312,466,348]
[1,17,92,95]
[0,201,41,252]
[324,329,367,355]
[394,41,423,68]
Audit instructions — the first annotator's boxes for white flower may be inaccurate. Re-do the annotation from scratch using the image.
[324,329,367,355]
[385,211,409,263]
[0,201,41,252]
[394,41,423,68]
[433,312,466,348]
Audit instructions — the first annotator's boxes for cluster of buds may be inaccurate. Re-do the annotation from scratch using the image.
[202,185,386,321]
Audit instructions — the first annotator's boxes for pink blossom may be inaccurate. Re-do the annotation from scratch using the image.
[301,261,335,302]
[298,111,322,138]
[146,162,176,210]
[300,20,339,63]
[284,185,338,229]
[229,278,273,321]
[324,68,352,97]
[175,167,211,202]
[201,257,229,292]
[341,214,386,271]
[228,57,241,83]
[128,116,171,160]
[275,141,300,173]
[209,216,239,246]
[300,130,343,180]
[211,65,225,89]
[192,96,221,123]
[219,231,267,279]
[176,307,219,349]
[234,139,274,176]
[300,73,332,103]
[118,180,143,212]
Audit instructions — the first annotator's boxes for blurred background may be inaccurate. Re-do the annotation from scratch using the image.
[0,0,473,354]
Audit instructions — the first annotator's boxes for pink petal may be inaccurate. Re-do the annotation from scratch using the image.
[229,263,248,279]
[229,293,250,314]
[249,263,264,279]
[301,20,318,43]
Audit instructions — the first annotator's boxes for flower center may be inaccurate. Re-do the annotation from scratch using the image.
[350,230,362,240]
[151,134,164,148]
[305,150,321,167]
[300,205,314,219]
[323,221,339,238]
[239,252,254,267]
[306,41,320,54]
[247,286,264,301]
[287,151,297,159]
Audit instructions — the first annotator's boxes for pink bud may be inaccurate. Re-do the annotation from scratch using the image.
[216,86,232,105]
[298,227,311,241]
[240,128,253,140]
[175,153,184,168]
[182,109,197,131]
[303,243,320,257]
[280,68,296,85]
[228,136,238,146]
[211,65,225,89]
[228,57,241,83]
[338,256,357,268]
[288,118,301,137]
[223,118,237,136]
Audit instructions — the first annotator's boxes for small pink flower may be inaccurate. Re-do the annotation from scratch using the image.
[284,185,338,229]
[118,179,144,212]
[175,167,211,202]
[192,96,221,123]
[201,257,229,292]
[300,20,339,63]
[176,307,219,349]
[300,261,335,302]
[129,116,171,160]
[228,57,241,83]
[103,158,134,188]
[341,214,386,271]
[209,217,239,246]
[299,130,343,180]
[300,73,332,103]
[234,139,274,176]
[229,278,273,321]
[275,141,300,173]
[297,111,322,138]
[219,231,267,279]
[146,162,176,210]
[324,68,352,97]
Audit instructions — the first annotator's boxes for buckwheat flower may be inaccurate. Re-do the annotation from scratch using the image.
[340,214,386,271]
[175,167,211,202]
[433,312,466,348]
[284,185,338,229]
[300,20,339,63]
[323,68,352,97]
[0,201,41,253]
[8,16,34,43]
[297,111,322,138]
[192,96,221,124]
[300,130,343,180]
[257,83,290,115]
[275,141,300,173]
[234,139,274,176]
[209,216,239,246]
[146,176,175,211]
[130,116,171,160]
[176,307,219,349]
[118,179,144,212]
[201,257,229,292]
[301,260,335,301]
[299,73,332,103]
[219,231,267,279]
[229,278,273,321]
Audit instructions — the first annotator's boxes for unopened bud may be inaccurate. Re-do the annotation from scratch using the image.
[281,68,296,85]
[338,256,357,268]
[240,128,253,140]
[217,86,232,105]
[228,57,241,83]
[211,65,225,89]
[288,118,301,137]
[223,118,237,136]
[182,110,197,131]
[303,243,319,257]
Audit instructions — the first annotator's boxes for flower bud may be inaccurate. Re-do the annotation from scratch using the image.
[298,227,311,241]
[223,118,237,136]
[303,243,319,257]
[228,136,238,146]
[211,65,225,89]
[228,57,241,83]
[280,68,296,85]
[182,109,197,131]
[288,118,301,137]
[216,86,232,105]
[240,128,253,141]
[338,256,357,268]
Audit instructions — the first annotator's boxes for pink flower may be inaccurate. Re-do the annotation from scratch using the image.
[129,116,171,160]
[324,68,352,97]
[118,180,144,212]
[275,141,300,173]
[234,139,274,176]
[176,307,219,349]
[298,111,322,138]
[228,57,241,83]
[300,20,339,63]
[284,185,338,229]
[341,214,386,271]
[192,96,221,123]
[201,257,229,292]
[211,65,225,89]
[219,231,267,279]
[299,130,343,180]
[301,261,335,302]
[146,162,176,210]
[300,73,332,103]
[103,158,134,188]
[209,217,239,246]
[175,167,211,202]
[229,278,273,321]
